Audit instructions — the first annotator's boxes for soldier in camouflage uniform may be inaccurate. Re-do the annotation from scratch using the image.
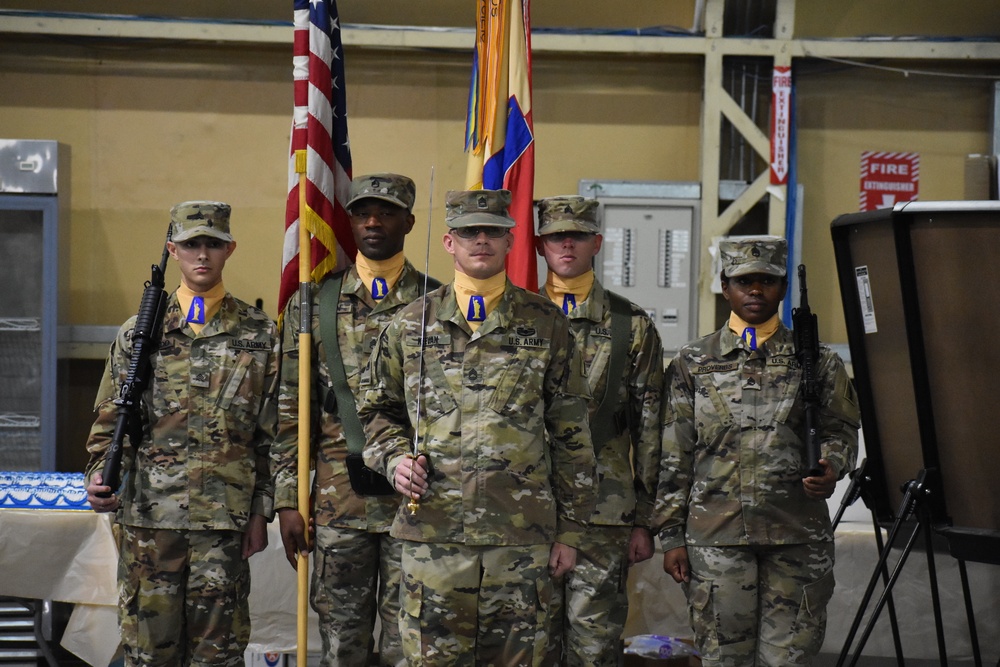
[84,201,279,667]
[534,196,664,667]
[271,173,438,667]
[358,189,597,666]
[654,236,860,666]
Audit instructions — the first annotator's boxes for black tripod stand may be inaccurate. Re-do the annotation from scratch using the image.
[831,459,904,667]
[836,468,948,667]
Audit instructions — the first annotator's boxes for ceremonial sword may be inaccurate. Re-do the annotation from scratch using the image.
[407,166,434,514]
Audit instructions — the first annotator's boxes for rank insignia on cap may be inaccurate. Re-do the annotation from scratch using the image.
[187,296,206,324]
[477,195,489,209]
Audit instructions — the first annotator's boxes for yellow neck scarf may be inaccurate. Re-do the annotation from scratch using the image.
[454,270,506,331]
[355,251,406,301]
[544,269,595,315]
[177,282,226,335]
[728,312,780,351]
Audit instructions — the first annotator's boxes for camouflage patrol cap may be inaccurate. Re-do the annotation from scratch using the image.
[719,235,787,277]
[445,189,516,229]
[347,173,416,211]
[537,196,600,235]
[169,201,233,242]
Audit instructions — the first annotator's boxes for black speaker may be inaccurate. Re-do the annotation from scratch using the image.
[832,201,1000,564]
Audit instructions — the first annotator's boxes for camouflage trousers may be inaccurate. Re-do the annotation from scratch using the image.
[548,525,631,667]
[311,524,403,667]
[117,525,249,667]
[683,542,835,667]
[399,540,554,666]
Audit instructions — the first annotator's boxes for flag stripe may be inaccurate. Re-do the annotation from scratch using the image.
[280,0,354,318]
[465,0,536,291]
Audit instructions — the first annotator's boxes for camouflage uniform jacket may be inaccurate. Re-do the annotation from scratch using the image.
[542,279,664,528]
[272,262,431,531]
[359,281,597,548]
[655,322,860,552]
[85,291,278,532]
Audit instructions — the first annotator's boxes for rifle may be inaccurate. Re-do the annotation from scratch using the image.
[97,225,172,497]
[792,264,823,478]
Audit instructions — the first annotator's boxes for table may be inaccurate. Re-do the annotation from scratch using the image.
[0,509,320,666]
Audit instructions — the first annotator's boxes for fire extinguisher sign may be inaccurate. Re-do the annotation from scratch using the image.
[859,151,919,211]
[770,66,792,185]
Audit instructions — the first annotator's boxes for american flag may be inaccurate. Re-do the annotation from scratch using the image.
[280,0,354,318]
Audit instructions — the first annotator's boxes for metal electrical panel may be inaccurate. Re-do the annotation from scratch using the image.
[587,191,700,356]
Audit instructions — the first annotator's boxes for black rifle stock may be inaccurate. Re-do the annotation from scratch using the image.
[792,264,823,477]
[97,226,172,497]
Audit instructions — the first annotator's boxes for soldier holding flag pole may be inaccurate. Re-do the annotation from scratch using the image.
[276,0,355,663]
[273,173,439,666]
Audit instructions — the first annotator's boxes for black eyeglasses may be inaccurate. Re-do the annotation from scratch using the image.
[450,226,509,239]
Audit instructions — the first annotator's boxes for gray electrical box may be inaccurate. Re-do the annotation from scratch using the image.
[595,197,699,356]
[575,181,700,356]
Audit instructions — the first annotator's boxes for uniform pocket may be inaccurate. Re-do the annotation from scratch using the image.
[487,353,545,418]
[148,352,183,420]
[217,350,253,411]
[685,573,720,662]
[801,568,835,618]
[417,356,458,424]
[794,568,835,657]
[117,529,141,652]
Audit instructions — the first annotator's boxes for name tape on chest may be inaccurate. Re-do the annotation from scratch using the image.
[404,333,452,347]
[692,356,796,375]
[692,362,740,374]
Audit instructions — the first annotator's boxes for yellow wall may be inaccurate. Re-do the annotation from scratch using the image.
[0,1,997,343]
[796,62,994,337]
[0,40,704,326]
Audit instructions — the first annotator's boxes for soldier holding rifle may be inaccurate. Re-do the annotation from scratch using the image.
[85,201,279,667]
[655,236,860,666]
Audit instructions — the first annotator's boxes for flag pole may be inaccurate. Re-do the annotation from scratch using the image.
[295,149,311,666]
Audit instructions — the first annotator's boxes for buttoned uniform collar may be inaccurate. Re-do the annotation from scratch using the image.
[719,320,795,357]
[542,278,605,324]
[438,279,516,338]
[163,290,241,338]
[340,262,424,313]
